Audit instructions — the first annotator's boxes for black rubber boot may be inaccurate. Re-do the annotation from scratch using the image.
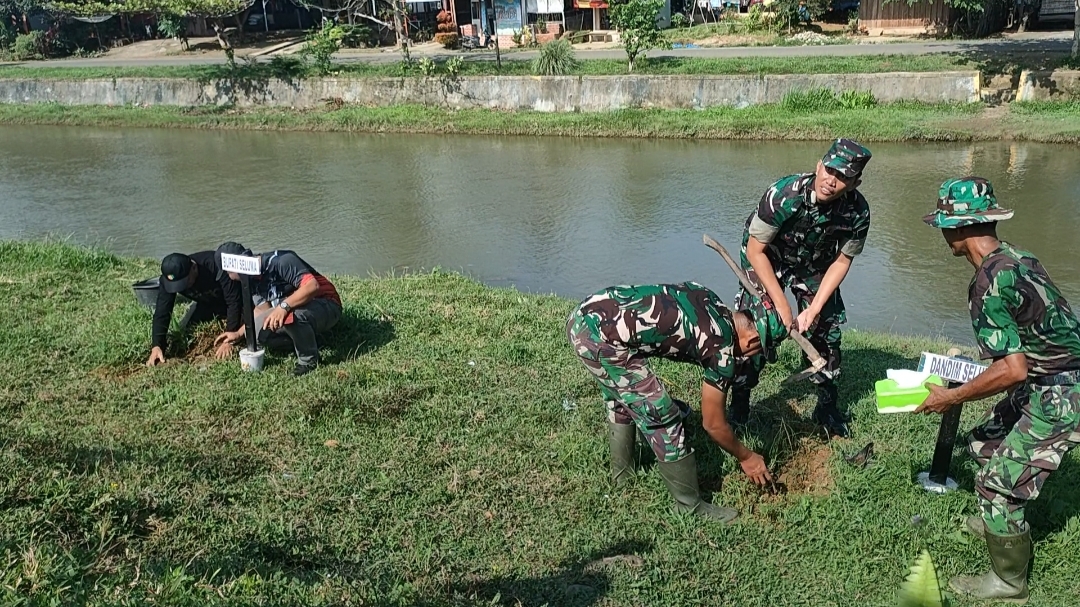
[608,422,637,486]
[656,452,738,524]
[949,527,1031,603]
[727,387,751,427]
[812,382,850,438]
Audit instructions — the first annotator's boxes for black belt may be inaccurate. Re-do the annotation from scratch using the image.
[1031,370,1080,386]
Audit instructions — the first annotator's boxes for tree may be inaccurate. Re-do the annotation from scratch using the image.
[608,0,670,72]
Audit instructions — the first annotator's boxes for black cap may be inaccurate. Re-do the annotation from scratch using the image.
[215,241,253,280]
[160,253,194,294]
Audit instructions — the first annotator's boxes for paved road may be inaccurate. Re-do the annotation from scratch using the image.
[3,31,1074,68]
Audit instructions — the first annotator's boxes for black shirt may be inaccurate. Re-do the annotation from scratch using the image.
[151,250,242,350]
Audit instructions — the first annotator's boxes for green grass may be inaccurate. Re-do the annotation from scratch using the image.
[0,54,993,80]
[2,98,1080,143]
[3,239,1080,606]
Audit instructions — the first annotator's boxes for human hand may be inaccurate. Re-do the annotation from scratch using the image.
[146,347,166,367]
[263,307,288,332]
[739,452,774,487]
[914,383,956,415]
[214,330,242,346]
[796,309,820,334]
[214,340,235,359]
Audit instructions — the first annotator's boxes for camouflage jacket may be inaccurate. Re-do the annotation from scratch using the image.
[740,173,871,287]
[969,242,1080,378]
[576,282,738,390]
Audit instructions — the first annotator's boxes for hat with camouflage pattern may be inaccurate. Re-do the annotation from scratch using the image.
[821,138,872,178]
[748,300,789,361]
[922,177,1014,229]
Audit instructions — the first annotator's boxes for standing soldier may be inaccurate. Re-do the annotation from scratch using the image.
[916,177,1080,601]
[566,281,789,523]
[728,138,873,437]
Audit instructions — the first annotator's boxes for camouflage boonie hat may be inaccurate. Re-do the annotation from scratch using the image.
[748,301,788,360]
[821,138,872,178]
[922,177,1014,229]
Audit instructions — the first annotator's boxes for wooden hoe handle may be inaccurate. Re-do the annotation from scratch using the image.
[702,233,826,369]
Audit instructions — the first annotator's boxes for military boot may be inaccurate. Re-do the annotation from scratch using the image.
[811,382,850,438]
[656,452,739,524]
[727,387,751,428]
[608,422,637,486]
[949,527,1031,603]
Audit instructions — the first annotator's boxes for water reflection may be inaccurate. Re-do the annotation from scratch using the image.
[1,126,1077,346]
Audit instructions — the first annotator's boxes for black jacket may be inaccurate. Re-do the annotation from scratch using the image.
[152,250,242,350]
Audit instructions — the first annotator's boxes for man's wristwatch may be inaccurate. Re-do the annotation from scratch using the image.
[279,301,292,312]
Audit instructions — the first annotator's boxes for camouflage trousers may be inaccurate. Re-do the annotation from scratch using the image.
[565,309,692,463]
[967,382,1080,534]
[732,267,846,392]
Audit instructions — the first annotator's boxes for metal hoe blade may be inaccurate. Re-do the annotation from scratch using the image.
[702,233,827,384]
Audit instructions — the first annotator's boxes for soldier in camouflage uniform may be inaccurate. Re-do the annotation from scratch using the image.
[729,138,873,437]
[917,177,1080,602]
[566,282,789,523]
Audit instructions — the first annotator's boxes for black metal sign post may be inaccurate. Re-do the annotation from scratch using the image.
[240,274,258,354]
[917,348,977,494]
[221,252,264,373]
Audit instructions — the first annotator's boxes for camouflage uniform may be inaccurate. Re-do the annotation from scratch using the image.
[964,244,1080,535]
[566,282,740,463]
[731,139,872,429]
[924,177,1080,600]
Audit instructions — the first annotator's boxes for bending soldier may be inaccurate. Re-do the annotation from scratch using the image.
[567,282,789,524]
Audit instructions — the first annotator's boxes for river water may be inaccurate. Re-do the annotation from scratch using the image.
[2,125,1078,345]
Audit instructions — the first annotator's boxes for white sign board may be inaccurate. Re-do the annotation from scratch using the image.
[220,253,261,276]
[917,352,989,384]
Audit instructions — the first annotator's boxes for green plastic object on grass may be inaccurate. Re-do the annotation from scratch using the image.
[875,375,944,414]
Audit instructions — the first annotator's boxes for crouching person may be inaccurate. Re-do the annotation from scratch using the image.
[214,242,343,376]
[566,281,788,524]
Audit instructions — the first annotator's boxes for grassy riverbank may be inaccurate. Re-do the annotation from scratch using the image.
[1,52,1076,80]
[2,99,1080,143]
[3,240,1080,606]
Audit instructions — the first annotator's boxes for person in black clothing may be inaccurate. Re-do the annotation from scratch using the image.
[146,251,244,366]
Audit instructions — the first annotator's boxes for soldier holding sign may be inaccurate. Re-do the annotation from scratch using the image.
[728,138,873,437]
[917,177,1080,602]
[566,282,789,523]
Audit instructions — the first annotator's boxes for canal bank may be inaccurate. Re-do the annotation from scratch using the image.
[1,98,1079,144]
[4,238,1080,607]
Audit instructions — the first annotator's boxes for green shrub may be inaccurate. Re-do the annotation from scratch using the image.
[157,14,188,41]
[300,22,344,76]
[531,38,578,76]
[781,88,877,111]
[339,24,373,48]
[12,31,46,60]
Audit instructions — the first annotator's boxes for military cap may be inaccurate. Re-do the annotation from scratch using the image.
[922,177,1014,229]
[748,300,789,361]
[821,138,872,178]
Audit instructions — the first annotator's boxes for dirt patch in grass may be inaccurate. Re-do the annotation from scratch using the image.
[89,364,144,382]
[183,327,220,362]
[776,439,834,496]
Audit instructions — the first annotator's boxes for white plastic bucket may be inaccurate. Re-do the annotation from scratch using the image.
[239,348,265,373]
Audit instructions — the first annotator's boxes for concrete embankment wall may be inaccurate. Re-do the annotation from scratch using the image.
[1016,70,1080,102]
[0,71,983,111]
